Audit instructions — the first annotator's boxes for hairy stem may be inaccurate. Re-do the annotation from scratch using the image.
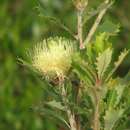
[84,0,110,45]
[92,79,101,130]
[93,102,100,130]
[75,83,81,130]
[77,10,84,49]
[61,84,77,130]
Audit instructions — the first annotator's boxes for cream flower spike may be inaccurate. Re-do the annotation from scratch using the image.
[30,37,74,80]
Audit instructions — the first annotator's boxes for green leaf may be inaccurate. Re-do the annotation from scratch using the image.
[73,64,92,86]
[46,100,65,111]
[36,107,70,128]
[114,81,126,107]
[86,33,112,67]
[107,78,128,108]
[94,33,111,52]
[114,49,129,68]
[96,48,112,79]
[72,54,96,86]
[96,20,120,36]
[112,76,130,107]
[104,108,124,130]
[17,58,39,74]
[36,2,76,39]
[124,71,130,85]
[106,49,129,81]
[107,89,117,109]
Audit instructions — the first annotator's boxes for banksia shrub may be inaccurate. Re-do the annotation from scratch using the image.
[20,0,130,130]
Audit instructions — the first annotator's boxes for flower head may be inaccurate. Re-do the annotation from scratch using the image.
[30,37,74,80]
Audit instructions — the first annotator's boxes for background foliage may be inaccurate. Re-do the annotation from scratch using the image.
[0,0,130,130]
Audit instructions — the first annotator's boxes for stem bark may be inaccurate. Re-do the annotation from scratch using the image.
[84,0,110,45]
[61,84,77,130]
[77,10,84,49]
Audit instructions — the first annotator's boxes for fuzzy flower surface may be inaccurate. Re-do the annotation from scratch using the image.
[30,37,74,79]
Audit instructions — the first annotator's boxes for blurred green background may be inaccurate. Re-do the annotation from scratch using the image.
[0,0,130,130]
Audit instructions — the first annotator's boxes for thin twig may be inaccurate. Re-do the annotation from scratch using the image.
[92,80,101,130]
[84,0,111,46]
[77,10,84,49]
[76,0,88,49]
[61,83,77,130]
[83,1,112,25]
[36,1,77,40]
[93,103,100,130]
[39,15,77,40]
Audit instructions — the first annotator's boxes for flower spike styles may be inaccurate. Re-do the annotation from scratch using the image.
[30,37,74,81]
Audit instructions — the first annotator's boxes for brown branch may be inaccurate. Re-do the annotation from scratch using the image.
[91,78,101,130]
[84,0,111,46]
[76,0,88,49]
[93,102,100,130]
[77,10,84,49]
[61,83,77,130]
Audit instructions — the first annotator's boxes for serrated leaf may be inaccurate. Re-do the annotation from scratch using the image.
[34,106,70,128]
[96,48,112,79]
[114,82,126,107]
[107,89,117,109]
[106,49,129,82]
[96,20,120,36]
[114,49,129,67]
[94,33,111,52]
[113,76,130,107]
[86,33,112,66]
[107,78,128,108]
[104,108,124,130]
[46,100,65,111]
